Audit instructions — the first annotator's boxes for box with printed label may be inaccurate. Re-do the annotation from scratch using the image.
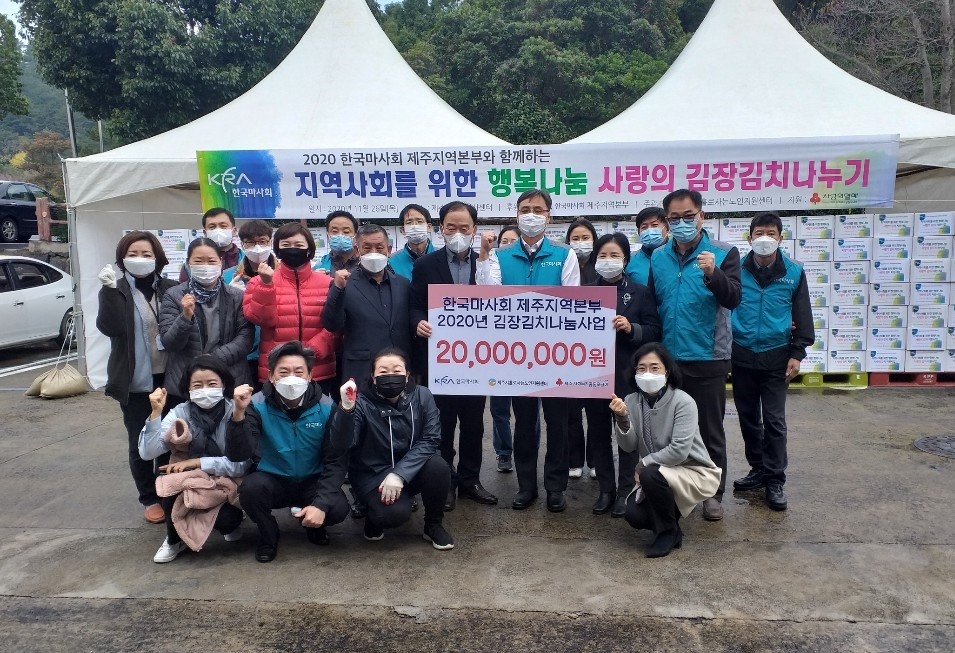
[779,216,796,240]
[808,331,828,351]
[909,304,947,328]
[905,350,947,372]
[868,283,909,305]
[874,237,912,260]
[811,307,829,330]
[866,349,905,372]
[831,261,869,284]
[718,218,751,242]
[829,305,867,328]
[828,350,865,372]
[867,328,906,350]
[779,240,795,259]
[913,235,953,259]
[807,285,830,308]
[914,212,954,236]
[869,305,908,327]
[729,240,751,258]
[830,283,868,306]
[801,350,828,373]
[910,258,952,283]
[833,238,872,261]
[951,304,955,329]
[947,327,955,350]
[828,329,867,351]
[802,262,831,285]
[796,215,834,239]
[910,282,950,305]
[874,213,915,237]
[870,260,910,283]
[795,239,833,262]
[834,214,873,238]
[907,328,947,350]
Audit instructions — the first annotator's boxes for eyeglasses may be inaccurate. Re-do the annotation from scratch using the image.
[666,211,701,226]
[242,238,271,247]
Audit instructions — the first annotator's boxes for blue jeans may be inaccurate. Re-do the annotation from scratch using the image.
[490,395,540,457]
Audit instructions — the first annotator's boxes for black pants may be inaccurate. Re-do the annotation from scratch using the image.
[121,391,168,507]
[239,471,350,547]
[512,396,569,494]
[363,454,450,529]
[681,373,728,498]
[567,399,592,469]
[583,399,638,495]
[434,394,487,487]
[161,495,244,546]
[731,364,789,484]
[624,465,679,535]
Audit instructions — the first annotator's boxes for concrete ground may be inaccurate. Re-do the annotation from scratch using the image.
[0,360,953,652]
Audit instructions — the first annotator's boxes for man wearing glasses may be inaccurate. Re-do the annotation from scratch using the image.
[646,189,741,521]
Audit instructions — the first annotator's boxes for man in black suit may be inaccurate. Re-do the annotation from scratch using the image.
[322,224,412,388]
[410,201,497,511]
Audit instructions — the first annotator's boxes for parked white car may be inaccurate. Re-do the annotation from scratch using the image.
[0,255,74,349]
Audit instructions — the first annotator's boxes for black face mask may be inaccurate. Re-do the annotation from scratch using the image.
[275,247,311,269]
[374,374,407,399]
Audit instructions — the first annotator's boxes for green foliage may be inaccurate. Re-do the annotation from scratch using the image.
[0,14,28,122]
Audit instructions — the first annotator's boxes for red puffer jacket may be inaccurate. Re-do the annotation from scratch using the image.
[244,263,337,382]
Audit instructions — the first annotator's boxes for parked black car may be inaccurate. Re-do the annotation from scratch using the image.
[0,181,67,243]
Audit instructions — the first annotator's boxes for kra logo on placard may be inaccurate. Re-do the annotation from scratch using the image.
[209,167,252,192]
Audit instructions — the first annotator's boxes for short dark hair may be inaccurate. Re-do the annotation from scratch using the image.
[516,189,552,210]
[635,207,666,229]
[187,237,224,260]
[630,342,682,391]
[115,230,169,273]
[371,346,409,373]
[565,218,597,244]
[181,354,235,398]
[593,232,632,266]
[238,219,272,242]
[273,223,316,259]
[662,189,703,213]
[356,223,389,244]
[749,212,784,236]
[202,207,235,228]
[399,204,432,226]
[326,210,359,232]
[498,225,520,246]
[439,201,477,224]
[267,340,316,374]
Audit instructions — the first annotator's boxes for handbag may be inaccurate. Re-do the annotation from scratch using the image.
[25,318,90,399]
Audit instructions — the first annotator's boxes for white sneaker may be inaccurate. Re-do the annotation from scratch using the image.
[589,468,597,479]
[569,468,583,479]
[223,529,242,542]
[153,538,186,563]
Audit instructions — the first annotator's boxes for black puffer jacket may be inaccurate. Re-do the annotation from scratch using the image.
[96,275,177,405]
[333,383,442,499]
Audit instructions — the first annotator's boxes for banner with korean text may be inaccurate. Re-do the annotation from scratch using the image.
[427,285,617,398]
[197,135,898,218]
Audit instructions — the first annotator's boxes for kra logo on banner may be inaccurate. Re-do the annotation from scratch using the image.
[208,167,253,192]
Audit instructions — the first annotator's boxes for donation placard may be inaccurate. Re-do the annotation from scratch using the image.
[427,285,617,398]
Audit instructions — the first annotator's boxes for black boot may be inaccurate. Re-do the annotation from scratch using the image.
[592,492,614,515]
[646,525,683,558]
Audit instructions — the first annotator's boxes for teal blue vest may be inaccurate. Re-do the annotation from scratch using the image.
[253,396,332,481]
[498,238,570,285]
[732,254,803,353]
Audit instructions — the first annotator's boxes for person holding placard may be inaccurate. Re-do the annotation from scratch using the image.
[626,207,669,285]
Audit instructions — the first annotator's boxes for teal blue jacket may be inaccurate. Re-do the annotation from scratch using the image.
[498,238,572,285]
[625,247,654,285]
[389,241,434,280]
[252,391,333,481]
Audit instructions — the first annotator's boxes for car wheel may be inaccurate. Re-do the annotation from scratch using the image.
[54,309,74,347]
[0,216,19,243]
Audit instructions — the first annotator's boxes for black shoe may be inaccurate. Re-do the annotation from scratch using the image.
[255,544,277,563]
[350,501,366,519]
[459,483,498,505]
[305,526,329,545]
[444,487,457,512]
[766,482,788,511]
[497,455,513,473]
[646,527,683,558]
[363,520,384,541]
[546,491,567,513]
[422,522,455,550]
[611,495,627,518]
[592,492,614,515]
[512,490,538,510]
[733,468,766,491]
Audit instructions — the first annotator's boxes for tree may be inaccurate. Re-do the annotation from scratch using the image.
[19,129,71,196]
[0,14,29,122]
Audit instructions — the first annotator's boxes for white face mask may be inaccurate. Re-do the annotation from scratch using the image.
[206,228,234,248]
[189,387,224,409]
[360,252,389,274]
[190,264,222,284]
[274,376,309,401]
[518,213,547,238]
[594,259,624,280]
[635,372,667,395]
[751,236,780,257]
[404,225,430,245]
[570,241,593,258]
[123,257,156,277]
[243,244,272,265]
[446,232,473,254]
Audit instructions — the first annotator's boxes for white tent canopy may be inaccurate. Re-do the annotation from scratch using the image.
[570,0,955,173]
[68,0,506,388]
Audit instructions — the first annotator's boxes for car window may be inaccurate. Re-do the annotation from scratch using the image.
[28,185,53,201]
[6,184,34,202]
[0,265,11,293]
[10,262,52,289]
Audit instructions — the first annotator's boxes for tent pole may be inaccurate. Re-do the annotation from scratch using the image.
[64,90,78,158]
[61,158,87,377]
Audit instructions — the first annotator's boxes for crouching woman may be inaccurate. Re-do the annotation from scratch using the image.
[609,343,722,558]
[139,355,251,563]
